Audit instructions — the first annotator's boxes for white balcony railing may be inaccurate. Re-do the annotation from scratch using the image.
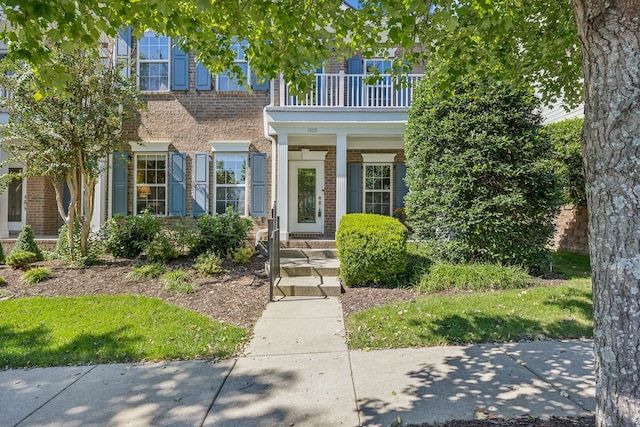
[281,72,422,108]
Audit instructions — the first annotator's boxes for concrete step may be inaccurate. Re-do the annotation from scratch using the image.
[281,239,336,249]
[280,248,338,260]
[272,276,343,297]
[280,257,340,277]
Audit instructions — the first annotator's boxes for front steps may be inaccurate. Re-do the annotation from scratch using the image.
[273,247,343,297]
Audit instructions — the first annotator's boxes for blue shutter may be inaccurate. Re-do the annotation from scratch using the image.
[251,73,269,91]
[347,163,362,213]
[171,42,189,91]
[169,152,186,216]
[195,62,212,90]
[112,152,129,216]
[115,26,132,78]
[192,152,209,216]
[250,152,268,217]
[347,57,363,106]
[395,163,408,209]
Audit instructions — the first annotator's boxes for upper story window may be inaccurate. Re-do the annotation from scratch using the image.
[218,39,249,92]
[137,31,171,92]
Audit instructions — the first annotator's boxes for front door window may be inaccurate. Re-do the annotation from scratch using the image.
[8,168,22,222]
[289,160,324,233]
[297,168,317,223]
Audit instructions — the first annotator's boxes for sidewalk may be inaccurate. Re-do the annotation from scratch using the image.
[0,297,595,427]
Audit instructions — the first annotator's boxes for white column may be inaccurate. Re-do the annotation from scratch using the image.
[0,149,8,238]
[277,134,289,240]
[91,162,107,232]
[335,133,347,238]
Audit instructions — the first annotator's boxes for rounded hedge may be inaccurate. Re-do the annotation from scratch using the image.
[336,213,408,286]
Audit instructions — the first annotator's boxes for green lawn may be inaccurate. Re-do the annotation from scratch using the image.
[0,295,247,369]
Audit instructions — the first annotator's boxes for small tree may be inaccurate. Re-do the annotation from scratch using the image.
[546,118,585,206]
[10,225,44,261]
[405,72,560,271]
[0,46,142,260]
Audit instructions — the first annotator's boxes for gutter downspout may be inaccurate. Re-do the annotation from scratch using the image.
[263,77,277,215]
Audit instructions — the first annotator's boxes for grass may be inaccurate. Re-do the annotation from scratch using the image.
[348,281,593,349]
[551,251,591,279]
[161,269,196,294]
[0,295,247,369]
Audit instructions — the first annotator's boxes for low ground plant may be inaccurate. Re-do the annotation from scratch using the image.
[0,295,247,368]
[417,262,538,294]
[55,222,101,266]
[194,252,224,276]
[161,269,196,293]
[146,232,181,263]
[21,267,53,285]
[5,250,37,269]
[127,263,166,279]
[233,246,254,264]
[0,276,6,285]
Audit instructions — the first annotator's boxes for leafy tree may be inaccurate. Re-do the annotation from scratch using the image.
[546,118,586,206]
[405,72,560,271]
[0,49,142,260]
[2,0,640,423]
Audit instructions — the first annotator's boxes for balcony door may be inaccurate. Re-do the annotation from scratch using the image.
[289,161,324,233]
[7,167,25,231]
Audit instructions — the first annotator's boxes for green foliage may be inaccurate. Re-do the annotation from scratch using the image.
[6,250,37,269]
[0,243,4,264]
[101,212,161,259]
[146,232,181,264]
[546,118,585,206]
[417,263,539,294]
[336,214,408,286]
[232,247,254,264]
[0,295,247,368]
[127,263,166,280]
[21,267,53,285]
[189,207,253,258]
[55,223,101,266]
[0,276,6,285]
[161,269,196,294]
[193,252,224,276]
[11,225,44,261]
[405,73,560,272]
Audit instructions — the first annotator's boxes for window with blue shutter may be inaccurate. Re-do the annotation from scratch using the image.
[395,163,408,210]
[193,152,210,216]
[169,152,187,216]
[250,152,268,217]
[347,163,362,213]
[112,152,129,216]
[171,42,189,91]
[195,62,212,90]
[347,57,363,106]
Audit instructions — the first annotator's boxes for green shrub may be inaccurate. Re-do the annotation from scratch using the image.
[146,232,180,264]
[101,211,161,259]
[55,222,101,266]
[336,213,408,286]
[189,207,253,257]
[6,250,37,269]
[161,269,196,294]
[417,262,539,294]
[11,225,43,261]
[405,71,560,272]
[546,118,585,206]
[193,252,224,276]
[21,267,53,285]
[233,246,254,264]
[170,217,198,255]
[127,263,166,279]
[0,243,4,264]
[0,276,6,285]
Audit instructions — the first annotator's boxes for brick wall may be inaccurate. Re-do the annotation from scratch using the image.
[24,177,63,235]
[550,205,589,255]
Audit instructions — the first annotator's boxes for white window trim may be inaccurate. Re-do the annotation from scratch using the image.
[213,152,249,216]
[130,143,169,216]
[362,153,396,163]
[210,141,251,152]
[363,162,393,216]
[136,31,172,93]
[216,39,250,92]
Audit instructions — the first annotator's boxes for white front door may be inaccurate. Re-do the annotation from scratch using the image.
[7,167,26,231]
[289,161,324,233]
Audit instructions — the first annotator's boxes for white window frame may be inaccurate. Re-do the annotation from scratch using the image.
[363,163,393,216]
[213,152,249,216]
[217,39,250,92]
[136,31,171,92]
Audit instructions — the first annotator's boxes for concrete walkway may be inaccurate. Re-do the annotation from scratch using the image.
[1,297,595,427]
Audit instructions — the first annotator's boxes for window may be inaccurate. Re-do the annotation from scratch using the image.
[218,39,249,91]
[215,153,247,214]
[364,58,393,106]
[135,153,167,215]
[138,31,170,91]
[364,164,392,216]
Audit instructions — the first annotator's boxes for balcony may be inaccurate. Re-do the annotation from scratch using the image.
[280,72,423,108]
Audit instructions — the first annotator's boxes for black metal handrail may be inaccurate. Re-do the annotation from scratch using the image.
[267,204,280,302]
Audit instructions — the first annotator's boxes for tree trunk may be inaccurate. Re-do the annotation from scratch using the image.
[571,1,640,425]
